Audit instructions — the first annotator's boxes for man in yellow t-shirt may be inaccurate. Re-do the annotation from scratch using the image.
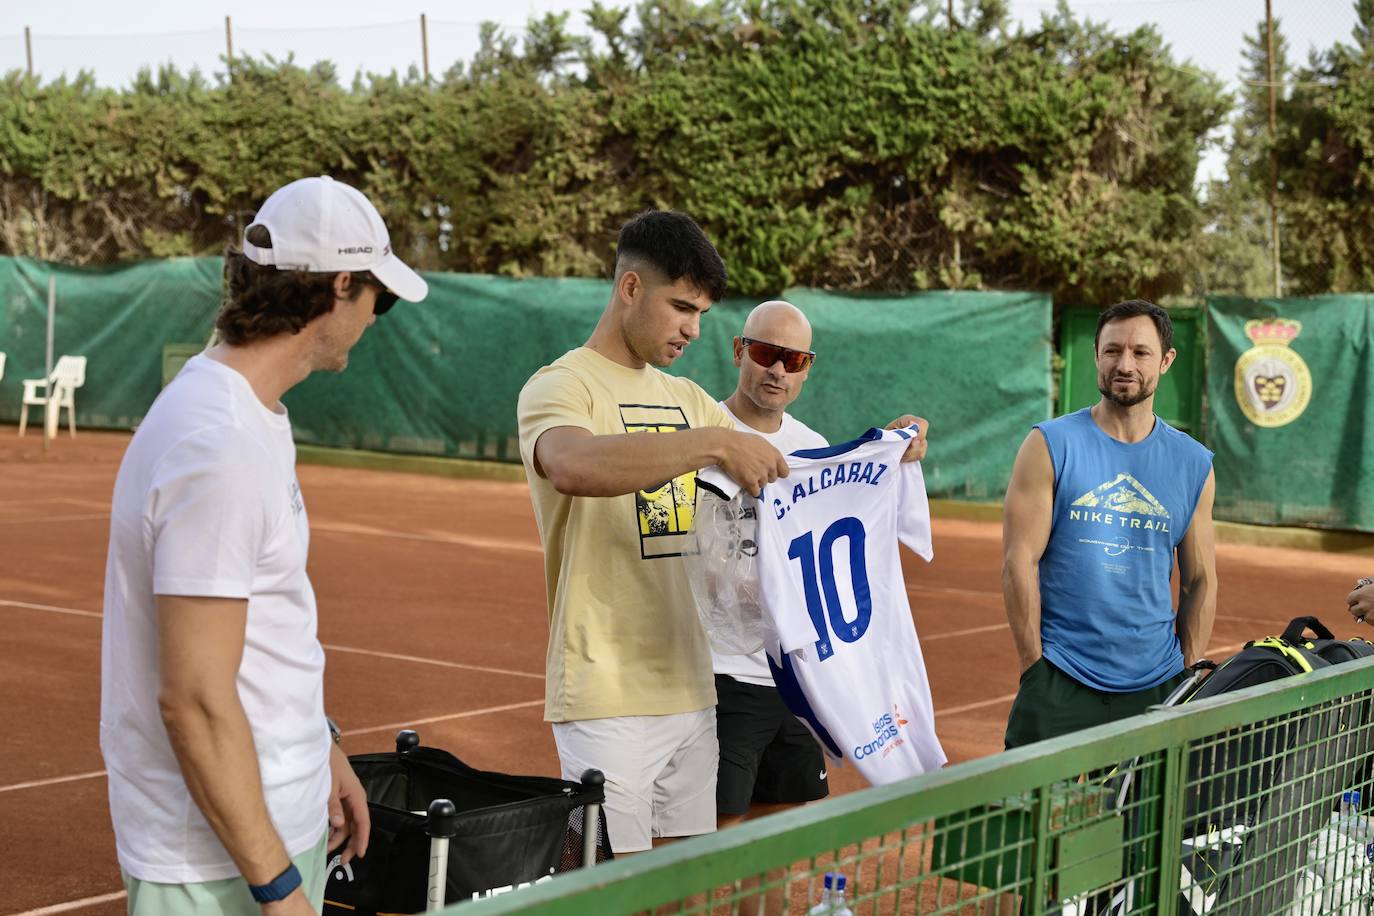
[517,210,789,854]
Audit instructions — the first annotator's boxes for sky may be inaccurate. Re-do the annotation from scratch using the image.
[0,0,1361,182]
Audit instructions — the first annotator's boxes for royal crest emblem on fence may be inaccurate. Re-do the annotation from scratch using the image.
[1234,318,1311,428]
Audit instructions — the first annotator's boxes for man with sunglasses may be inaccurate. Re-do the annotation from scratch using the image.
[713,300,928,916]
[101,177,425,915]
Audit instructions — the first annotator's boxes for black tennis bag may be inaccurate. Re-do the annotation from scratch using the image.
[323,730,612,915]
[1173,616,1374,914]
[1281,615,1374,666]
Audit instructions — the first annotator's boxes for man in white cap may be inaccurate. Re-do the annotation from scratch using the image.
[100,176,427,915]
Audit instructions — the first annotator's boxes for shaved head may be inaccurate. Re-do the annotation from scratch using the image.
[726,299,815,428]
[742,300,812,350]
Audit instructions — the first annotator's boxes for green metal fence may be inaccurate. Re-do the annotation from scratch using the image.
[452,659,1374,914]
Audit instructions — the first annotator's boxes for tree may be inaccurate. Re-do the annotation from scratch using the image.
[1199,18,1288,297]
[0,0,1231,303]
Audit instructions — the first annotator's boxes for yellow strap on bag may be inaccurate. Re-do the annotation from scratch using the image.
[1247,637,1316,673]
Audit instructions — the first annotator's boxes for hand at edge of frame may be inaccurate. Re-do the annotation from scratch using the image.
[1348,576,1374,626]
[884,415,929,463]
[328,741,370,864]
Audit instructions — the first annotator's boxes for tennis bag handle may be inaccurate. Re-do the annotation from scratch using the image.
[1280,615,1336,644]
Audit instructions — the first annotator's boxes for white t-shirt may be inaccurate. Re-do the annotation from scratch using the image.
[100,354,331,883]
[711,403,827,686]
[700,426,946,786]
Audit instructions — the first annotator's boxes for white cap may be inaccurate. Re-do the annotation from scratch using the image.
[242,176,428,303]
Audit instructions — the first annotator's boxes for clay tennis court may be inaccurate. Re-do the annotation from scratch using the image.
[3,428,1372,915]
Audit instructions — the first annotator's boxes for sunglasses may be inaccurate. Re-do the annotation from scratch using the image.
[373,288,399,316]
[738,337,816,373]
[358,276,399,316]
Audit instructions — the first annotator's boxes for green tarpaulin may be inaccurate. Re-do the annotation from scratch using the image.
[1206,295,1374,531]
[0,256,1052,502]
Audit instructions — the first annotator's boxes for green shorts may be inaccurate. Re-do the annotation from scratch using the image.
[1004,657,1186,750]
[121,830,329,915]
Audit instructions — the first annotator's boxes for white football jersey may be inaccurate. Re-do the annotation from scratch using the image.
[699,426,945,785]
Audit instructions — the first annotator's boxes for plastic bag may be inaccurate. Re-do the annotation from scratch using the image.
[683,487,769,655]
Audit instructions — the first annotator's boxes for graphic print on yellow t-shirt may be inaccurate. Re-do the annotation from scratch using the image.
[622,404,698,559]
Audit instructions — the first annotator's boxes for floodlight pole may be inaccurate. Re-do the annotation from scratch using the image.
[43,275,55,452]
[1265,0,1281,296]
[226,16,235,80]
[25,26,33,78]
[421,14,431,83]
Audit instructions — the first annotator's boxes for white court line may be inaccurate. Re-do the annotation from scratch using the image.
[0,513,109,526]
[928,642,1253,719]
[922,622,1008,641]
[0,601,545,680]
[0,700,549,796]
[929,643,1253,719]
[8,700,544,914]
[0,496,106,510]
[0,769,108,795]
[908,582,1001,599]
[13,890,128,915]
[0,600,101,619]
[342,699,546,738]
[311,520,542,554]
[936,693,1018,717]
[322,643,543,680]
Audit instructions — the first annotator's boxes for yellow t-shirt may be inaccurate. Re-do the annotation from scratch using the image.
[517,347,732,722]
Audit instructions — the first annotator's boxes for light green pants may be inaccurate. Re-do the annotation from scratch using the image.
[122,831,329,915]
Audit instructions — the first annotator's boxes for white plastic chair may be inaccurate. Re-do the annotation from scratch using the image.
[18,355,87,438]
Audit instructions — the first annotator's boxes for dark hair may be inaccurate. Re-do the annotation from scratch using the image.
[1094,298,1173,354]
[614,210,728,302]
[217,225,378,346]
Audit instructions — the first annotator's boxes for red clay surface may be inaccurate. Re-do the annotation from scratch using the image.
[3,428,1373,914]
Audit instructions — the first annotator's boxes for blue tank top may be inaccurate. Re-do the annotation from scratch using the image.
[1035,408,1213,692]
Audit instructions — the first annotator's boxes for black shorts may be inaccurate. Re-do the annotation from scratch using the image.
[715,673,829,816]
[1004,656,1188,750]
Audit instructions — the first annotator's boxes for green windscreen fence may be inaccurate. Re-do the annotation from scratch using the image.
[1206,295,1374,531]
[0,256,224,429]
[0,256,1052,502]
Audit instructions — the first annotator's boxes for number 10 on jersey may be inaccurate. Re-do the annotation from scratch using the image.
[787,517,873,661]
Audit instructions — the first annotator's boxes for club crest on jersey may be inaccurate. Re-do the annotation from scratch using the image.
[1234,318,1312,428]
[772,461,889,519]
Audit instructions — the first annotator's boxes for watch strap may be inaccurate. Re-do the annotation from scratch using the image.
[249,862,302,904]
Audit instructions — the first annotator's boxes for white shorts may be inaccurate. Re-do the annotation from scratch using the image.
[552,708,718,853]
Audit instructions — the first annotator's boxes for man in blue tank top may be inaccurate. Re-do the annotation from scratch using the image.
[1002,299,1217,749]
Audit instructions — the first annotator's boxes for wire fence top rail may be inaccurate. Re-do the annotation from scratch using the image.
[449,658,1374,914]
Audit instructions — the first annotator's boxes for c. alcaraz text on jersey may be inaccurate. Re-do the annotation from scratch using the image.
[770,460,891,518]
[698,426,946,786]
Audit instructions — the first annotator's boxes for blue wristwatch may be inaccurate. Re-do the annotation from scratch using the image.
[249,863,302,904]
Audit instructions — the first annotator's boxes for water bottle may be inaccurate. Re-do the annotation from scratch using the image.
[807,872,835,915]
[1337,791,1374,860]
[829,873,855,916]
[1339,790,1360,825]
[1314,790,1374,915]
